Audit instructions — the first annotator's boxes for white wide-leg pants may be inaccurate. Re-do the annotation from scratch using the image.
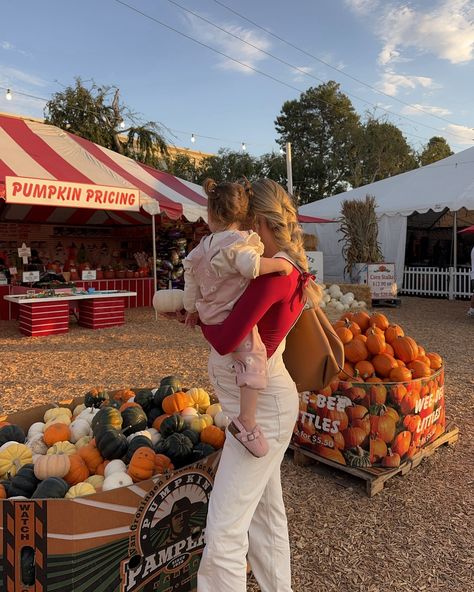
[198,342,298,592]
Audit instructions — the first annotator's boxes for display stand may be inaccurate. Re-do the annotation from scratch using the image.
[18,300,70,337]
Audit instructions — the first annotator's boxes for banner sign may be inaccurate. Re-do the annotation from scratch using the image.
[5,177,140,212]
[82,270,97,281]
[367,263,397,298]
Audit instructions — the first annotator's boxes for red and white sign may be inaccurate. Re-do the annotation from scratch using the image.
[367,263,397,299]
[5,177,140,212]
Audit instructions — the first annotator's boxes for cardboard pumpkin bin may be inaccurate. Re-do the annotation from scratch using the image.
[0,397,221,592]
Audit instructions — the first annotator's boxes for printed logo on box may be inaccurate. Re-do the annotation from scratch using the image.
[121,467,214,592]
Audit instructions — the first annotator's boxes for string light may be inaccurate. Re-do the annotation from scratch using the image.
[241,141,246,151]
[191,133,196,143]
[119,119,126,129]
[279,147,284,155]
[5,89,12,101]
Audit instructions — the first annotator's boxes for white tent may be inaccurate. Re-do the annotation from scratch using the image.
[299,145,474,286]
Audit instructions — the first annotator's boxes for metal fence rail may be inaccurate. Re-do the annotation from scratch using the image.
[401,267,471,299]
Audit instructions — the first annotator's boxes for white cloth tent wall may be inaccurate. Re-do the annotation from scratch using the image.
[299,145,474,286]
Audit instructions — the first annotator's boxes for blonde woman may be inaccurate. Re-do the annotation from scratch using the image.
[197,179,320,592]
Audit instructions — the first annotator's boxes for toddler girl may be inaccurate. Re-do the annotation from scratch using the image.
[183,178,293,457]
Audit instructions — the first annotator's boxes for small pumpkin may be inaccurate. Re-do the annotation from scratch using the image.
[391,431,411,457]
[7,464,39,498]
[124,436,154,464]
[392,336,419,363]
[78,443,104,474]
[369,411,396,444]
[46,441,76,456]
[73,403,86,417]
[344,340,368,364]
[119,401,142,412]
[372,354,398,378]
[213,411,229,429]
[341,427,366,449]
[154,453,174,474]
[152,414,171,431]
[159,414,186,438]
[0,425,26,447]
[44,415,71,429]
[112,388,136,403]
[133,389,155,413]
[127,430,152,443]
[95,429,128,460]
[200,426,225,449]
[161,433,194,468]
[162,392,193,415]
[65,482,96,499]
[381,449,401,468]
[335,326,353,344]
[77,407,100,426]
[153,384,180,409]
[104,459,127,478]
[84,388,109,408]
[366,329,386,355]
[64,454,90,485]
[31,477,69,499]
[75,435,92,450]
[43,423,71,447]
[25,434,48,456]
[121,406,148,436]
[385,324,404,343]
[27,422,45,439]
[426,352,442,370]
[351,311,370,332]
[190,442,216,462]
[354,360,374,379]
[189,414,213,434]
[186,387,211,412]
[102,472,133,491]
[160,376,182,390]
[128,447,156,482]
[369,313,389,331]
[369,437,387,463]
[34,454,71,480]
[344,446,371,467]
[389,366,413,382]
[44,407,72,423]
[407,360,431,379]
[368,385,387,406]
[181,407,199,424]
[68,419,91,444]
[91,407,123,434]
[85,474,104,490]
[0,443,33,478]
[181,428,200,446]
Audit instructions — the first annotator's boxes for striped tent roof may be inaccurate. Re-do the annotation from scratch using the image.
[0,114,207,225]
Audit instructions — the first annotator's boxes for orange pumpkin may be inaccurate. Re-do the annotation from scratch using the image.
[154,454,174,474]
[64,454,90,485]
[407,360,431,379]
[369,437,387,463]
[365,376,383,383]
[417,345,426,357]
[201,425,225,449]
[344,340,368,364]
[366,328,386,355]
[355,360,375,379]
[352,311,371,332]
[403,414,421,433]
[323,409,349,432]
[426,352,442,370]
[345,385,366,403]
[95,460,110,476]
[162,392,193,415]
[113,388,135,403]
[416,355,431,366]
[339,362,355,379]
[365,325,384,337]
[370,413,396,443]
[313,444,346,465]
[369,313,389,331]
[119,402,142,412]
[342,426,367,448]
[400,392,420,415]
[391,431,411,457]
[389,366,413,382]
[78,443,104,474]
[345,320,361,337]
[384,324,404,343]
[336,326,353,344]
[392,336,419,363]
[44,423,71,447]
[152,414,171,431]
[368,384,387,406]
[384,406,400,423]
[128,447,156,482]
[354,334,368,343]
[381,450,401,468]
[372,354,398,378]
[384,343,395,356]
[332,431,345,450]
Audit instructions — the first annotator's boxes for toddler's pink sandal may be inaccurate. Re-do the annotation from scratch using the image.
[228,418,269,457]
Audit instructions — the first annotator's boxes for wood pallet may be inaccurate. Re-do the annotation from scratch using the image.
[372,298,402,308]
[290,427,459,497]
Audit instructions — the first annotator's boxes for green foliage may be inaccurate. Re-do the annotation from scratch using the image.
[418,136,453,166]
[45,78,168,167]
[339,195,383,276]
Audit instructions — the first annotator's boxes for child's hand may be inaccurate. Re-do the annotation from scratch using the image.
[185,311,199,329]
[277,259,294,276]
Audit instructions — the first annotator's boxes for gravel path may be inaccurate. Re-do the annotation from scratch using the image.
[0,298,473,592]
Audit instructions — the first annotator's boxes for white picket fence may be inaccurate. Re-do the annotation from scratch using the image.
[402,266,472,299]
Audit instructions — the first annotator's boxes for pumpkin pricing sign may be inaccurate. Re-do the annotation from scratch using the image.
[292,367,446,470]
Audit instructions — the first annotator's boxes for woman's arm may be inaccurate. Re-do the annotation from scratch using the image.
[201,272,293,355]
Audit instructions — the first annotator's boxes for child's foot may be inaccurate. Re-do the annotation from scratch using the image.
[228,418,269,457]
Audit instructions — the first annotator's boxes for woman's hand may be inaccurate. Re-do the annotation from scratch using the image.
[185,311,199,330]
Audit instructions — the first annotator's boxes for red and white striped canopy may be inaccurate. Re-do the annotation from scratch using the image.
[0,114,207,225]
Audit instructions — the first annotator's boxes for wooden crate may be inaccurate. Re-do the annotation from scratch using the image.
[290,427,459,497]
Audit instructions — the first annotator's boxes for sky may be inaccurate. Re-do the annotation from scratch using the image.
[1,0,473,156]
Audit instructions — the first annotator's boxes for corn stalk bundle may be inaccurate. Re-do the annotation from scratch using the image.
[339,195,382,275]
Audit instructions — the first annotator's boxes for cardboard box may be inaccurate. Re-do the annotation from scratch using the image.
[0,399,221,592]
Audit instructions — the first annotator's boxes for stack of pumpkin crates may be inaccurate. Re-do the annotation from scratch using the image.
[292,311,446,468]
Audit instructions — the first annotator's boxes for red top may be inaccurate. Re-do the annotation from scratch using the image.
[201,268,305,358]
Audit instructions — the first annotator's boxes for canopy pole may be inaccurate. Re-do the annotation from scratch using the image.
[151,213,158,321]
[453,210,458,270]
[286,142,293,196]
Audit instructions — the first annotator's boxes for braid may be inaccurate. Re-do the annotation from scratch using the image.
[250,179,322,305]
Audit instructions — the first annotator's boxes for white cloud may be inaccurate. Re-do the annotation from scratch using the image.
[183,13,271,74]
[1,41,14,50]
[1,66,47,88]
[377,70,438,96]
[444,123,474,145]
[347,0,474,65]
[292,65,313,82]
[401,103,452,116]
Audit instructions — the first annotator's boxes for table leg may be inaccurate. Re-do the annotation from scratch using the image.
[78,298,125,329]
[19,302,70,337]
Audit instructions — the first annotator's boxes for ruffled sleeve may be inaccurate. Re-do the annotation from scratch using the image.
[182,242,203,313]
[210,231,264,279]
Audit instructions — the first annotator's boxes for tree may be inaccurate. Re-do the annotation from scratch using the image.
[275,81,361,203]
[165,153,200,182]
[419,136,453,166]
[45,78,168,167]
[197,149,259,183]
[349,117,418,188]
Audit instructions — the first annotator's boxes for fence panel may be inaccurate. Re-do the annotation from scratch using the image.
[401,267,471,299]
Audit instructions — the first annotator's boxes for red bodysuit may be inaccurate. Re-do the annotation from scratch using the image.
[201,268,304,358]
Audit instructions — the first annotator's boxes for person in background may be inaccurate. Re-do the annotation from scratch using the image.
[468,244,474,317]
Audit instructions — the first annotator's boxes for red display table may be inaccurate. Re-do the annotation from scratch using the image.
[4,291,136,337]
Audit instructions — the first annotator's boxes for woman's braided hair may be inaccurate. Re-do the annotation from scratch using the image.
[244,178,322,305]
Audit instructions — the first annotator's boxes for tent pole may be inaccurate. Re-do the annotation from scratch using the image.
[152,213,158,320]
[453,210,457,270]
[286,142,293,196]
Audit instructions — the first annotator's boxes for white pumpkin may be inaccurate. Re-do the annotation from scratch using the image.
[206,403,222,419]
[27,422,45,439]
[214,411,229,429]
[323,294,331,303]
[69,419,91,443]
[104,459,127,478]
[328,284,342,298]
[350,301,360,309]
[127,430,152,443]
[334,301,345,312]
[340,293,354,306]
[73,404,86,417]
[78,408,99,426]
[25,434,48,455]
[148,428,161,446]
[9,496,29,500]
[44,416,71,430]
[181,407,199,424]
[44,407,72,423]
[102,472,133,491]
[320,300,326,309]
[153,289,184,313]
[0,441,19,452]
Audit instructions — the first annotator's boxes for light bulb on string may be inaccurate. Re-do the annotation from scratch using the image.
[119,120,126,129]
[191,133,196,143]
[241,142,246,151]
[5,89,12,101]
[279,147,284,155]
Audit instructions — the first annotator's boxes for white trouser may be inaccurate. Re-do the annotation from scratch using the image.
[198,341,298,592]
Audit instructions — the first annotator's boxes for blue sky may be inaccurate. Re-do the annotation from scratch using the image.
[1,0,473,155]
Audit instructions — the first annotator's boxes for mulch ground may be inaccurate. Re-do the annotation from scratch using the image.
[0,297,473,592]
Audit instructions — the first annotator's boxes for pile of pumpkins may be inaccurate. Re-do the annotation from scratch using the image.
[0,376,227,500]
[320,284,368,312]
